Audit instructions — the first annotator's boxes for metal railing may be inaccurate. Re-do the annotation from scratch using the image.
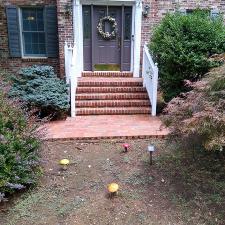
[142,43,159,116]
[64,42,80,117]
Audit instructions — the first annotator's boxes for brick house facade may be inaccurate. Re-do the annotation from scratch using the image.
[0,0,60,74]
[0,0,224,77]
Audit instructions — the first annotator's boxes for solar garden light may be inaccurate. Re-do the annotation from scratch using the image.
[147,145,155,165]
[107,183,119,198]
[59,159,70,170]
[122,143,130,153]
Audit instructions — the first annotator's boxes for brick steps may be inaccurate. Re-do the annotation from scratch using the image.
[82,71,133,77]
[76,86,146,94]
[76,99,150,108]
[78,77,143,87]
[76,107,151,115]
[76,93,149,100]
[75,74,151,116]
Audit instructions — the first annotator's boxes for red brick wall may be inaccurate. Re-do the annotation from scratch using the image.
[0,0,60,75]
[56,0,73,76]
[1,0,224,76]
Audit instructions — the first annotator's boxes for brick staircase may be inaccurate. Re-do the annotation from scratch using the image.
[75,72,151,116]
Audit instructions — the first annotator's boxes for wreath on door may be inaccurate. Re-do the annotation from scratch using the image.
[97,16,118,40]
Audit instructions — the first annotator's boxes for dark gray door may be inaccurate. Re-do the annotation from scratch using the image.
[83,5,132,71]
[93,6,121,71]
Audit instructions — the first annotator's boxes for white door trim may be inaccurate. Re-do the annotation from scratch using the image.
[133,0,142,77]
[73,0,83,76]
[73,0,142,77]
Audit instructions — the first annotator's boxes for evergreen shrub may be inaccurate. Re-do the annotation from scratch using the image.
[9,65,69,119]
[150,10,225,101]
[0,74,41,201]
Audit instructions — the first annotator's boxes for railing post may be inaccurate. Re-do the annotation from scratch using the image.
[70,44,77,118]
[64,42,69,84]
[142,45,146,87]
[151,63,159,116]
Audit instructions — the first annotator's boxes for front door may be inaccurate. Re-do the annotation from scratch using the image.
[83,5,132,71]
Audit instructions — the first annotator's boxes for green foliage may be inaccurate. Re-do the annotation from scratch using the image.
[163,64,225,153]
[9,65,69,119]
[150,10,225,101]
[0,80,41,201]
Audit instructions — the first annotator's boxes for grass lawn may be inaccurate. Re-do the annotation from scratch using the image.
[0,139,224,225]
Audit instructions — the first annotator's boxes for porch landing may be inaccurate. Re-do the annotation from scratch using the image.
[43,115,169,140]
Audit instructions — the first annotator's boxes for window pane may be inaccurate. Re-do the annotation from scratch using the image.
[32,43,39,54]
[22,8,46,56]
[32,33,38,43]
[39,44,46,54]
[37,21,44,31]
[83,6,91,40]
[124,8,132,40]
[30,19,38,31]
[38,33,45,44]
[23,32,46,55]
[25,43,32,55]
[37,9,43,20]
[22,10,29,22]
[24,33,32,43]
[22,8,44,32]
[22,20,28,31]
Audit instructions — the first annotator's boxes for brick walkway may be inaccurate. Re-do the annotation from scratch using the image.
[43,115,169,140]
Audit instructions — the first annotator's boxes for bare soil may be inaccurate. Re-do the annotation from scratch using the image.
[0,139,223,225]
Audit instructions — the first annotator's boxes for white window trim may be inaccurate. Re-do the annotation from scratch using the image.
[18,7,47,59]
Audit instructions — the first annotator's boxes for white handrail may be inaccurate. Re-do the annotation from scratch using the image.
[142,43,159,116]
[64,42,80,117]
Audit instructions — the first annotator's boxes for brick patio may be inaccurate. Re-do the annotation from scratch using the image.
[43,115,169,140]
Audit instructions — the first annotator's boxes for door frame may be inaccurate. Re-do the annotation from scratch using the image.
[73,0,142,77]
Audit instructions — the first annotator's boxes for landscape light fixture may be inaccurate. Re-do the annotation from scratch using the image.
[122,143,130,153]
[147,145,155,165]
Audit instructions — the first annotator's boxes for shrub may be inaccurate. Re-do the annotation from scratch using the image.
[149,10,225,101]
[0,73,41,201]
[9,65,69,120]
[163,64,225,153]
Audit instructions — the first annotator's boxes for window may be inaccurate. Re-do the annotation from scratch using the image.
[124,7,132,40]
[21,8,46,57]
[83,6,91,40]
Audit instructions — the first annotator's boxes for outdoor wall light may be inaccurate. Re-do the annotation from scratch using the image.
[147,144,155,165]
[143,5,150,17]
[64,2,72,17]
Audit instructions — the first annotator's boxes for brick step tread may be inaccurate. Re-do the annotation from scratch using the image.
[82,72,133,77]
[76,99,150,108]
[76,86,146,93]
[78,77,143,86]
[76,107,151,115]
[76,93,149,100]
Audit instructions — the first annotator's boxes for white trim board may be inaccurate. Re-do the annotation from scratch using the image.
[81,0,136,5]
[73,0,142,77]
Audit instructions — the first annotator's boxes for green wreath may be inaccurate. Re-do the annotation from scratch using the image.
[97,16,118,40]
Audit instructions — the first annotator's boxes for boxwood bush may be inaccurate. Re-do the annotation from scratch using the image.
[150,10,225,101]
[0,75,41,202]
[9,65,69,120]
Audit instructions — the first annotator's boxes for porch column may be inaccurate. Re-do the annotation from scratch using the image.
[73,0,83,76]
[133,0,142,77]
